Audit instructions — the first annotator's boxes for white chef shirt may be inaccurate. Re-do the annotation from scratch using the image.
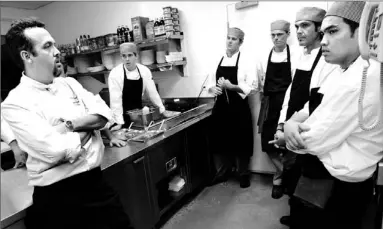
[108,63,165,125]
[261,45,299,78]
[1,74,112,186]
[206,51,261,98]
[291,57,383,182]
[278,46,335,124]
[1,112,16,145]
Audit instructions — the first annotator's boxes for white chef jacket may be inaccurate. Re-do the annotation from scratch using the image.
[1,74,112,186]
[206,51,261,98]
[261,45,299,79]
[278,46,335,124]
[108,63,165,125]
[1,112,16,145]
[291,57,383,182]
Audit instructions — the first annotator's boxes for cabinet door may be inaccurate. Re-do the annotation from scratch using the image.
[185,118,212,191]
[103,155,155,229]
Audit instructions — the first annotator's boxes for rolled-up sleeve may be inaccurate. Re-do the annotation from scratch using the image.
[278,83,292,124]
[1,102,83,164]
[108,68,125,125]
[65,78,112,123]
[238,59,260,98]
[142,67,165,113]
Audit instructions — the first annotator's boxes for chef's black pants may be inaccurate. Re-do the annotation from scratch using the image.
[212,153,250,177]
[290,175,375,229]
[25,167,134,229]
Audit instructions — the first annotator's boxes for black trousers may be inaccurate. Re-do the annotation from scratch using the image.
[290,176,375,229]
[212,153,251,177]
[25,167,133,229]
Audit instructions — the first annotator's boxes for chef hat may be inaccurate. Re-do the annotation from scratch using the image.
[325,1,366,23]
[228,27,245,42]
[271,20,290,32]
[120,42,137,55]
[296,7,326,22]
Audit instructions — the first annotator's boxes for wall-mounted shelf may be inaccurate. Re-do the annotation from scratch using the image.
[68,58,187,78]
[67,70,111,77]
[65,35,184,58]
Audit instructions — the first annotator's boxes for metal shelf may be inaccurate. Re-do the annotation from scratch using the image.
[67,59,186,78]
[65,35,184,58]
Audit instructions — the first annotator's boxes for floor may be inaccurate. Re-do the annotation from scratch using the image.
[161,174,290,229]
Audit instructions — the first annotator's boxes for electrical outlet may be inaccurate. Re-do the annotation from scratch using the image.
[235,1,259,10]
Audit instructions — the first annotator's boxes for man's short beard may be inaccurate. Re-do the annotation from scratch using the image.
[53,66,61,77]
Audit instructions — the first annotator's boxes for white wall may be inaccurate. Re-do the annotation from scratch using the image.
[36,1,233,98]
[1,7,39,35]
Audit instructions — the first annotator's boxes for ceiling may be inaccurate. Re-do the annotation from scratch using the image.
[0,1,53,10]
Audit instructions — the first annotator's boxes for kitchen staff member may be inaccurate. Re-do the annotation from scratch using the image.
[108,42,172,130]
[284,2,382,228]
[2,18,133,229]
[207,27,258,188]
[258,19,294,199]
[268,6,331,227]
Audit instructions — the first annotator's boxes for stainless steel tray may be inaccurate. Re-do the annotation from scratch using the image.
[130,130,165,143]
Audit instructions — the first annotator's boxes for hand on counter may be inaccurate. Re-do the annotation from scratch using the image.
[109,136,127,148]
[162,110,181,119]
[110,124,123,131]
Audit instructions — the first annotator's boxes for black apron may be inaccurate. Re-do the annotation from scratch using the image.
[258,45,292,153]
[122,65,143,128]
[210,52,253,157]
[285,49,322,121]
[282,48,323,196]
[293,87,334,209]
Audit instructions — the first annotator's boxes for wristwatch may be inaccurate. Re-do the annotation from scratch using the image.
[276,123,284,132]
[65,120,75,132]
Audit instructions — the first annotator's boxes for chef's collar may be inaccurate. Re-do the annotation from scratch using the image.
[273,45,287,53]
[20,72,58,93]
[226,50,240,59]
[123,64,138,73]
[303,46,320,55]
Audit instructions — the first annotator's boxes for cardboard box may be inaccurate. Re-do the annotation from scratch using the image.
[131,16,149,42]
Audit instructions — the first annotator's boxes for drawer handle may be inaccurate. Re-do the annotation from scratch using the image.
[166,157,177,172]
[133,156,145,164]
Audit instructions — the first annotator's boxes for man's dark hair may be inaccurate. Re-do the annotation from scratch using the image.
[5,17,45,70]
[342,18,359,37]
[313,21,324,40]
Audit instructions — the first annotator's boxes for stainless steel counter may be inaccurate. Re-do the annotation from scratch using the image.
[1,102,214,229]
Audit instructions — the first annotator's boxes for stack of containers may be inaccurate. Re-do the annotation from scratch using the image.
[163,6,181,36]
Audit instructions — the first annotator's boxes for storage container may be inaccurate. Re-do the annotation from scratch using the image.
[163,13,172,19]
[105,33,117,47]
[140,49,155,65]
[164,18,173,25]
[145,21,155,39]
[172,13,179,19]
[131,16,149,42]
[171,8,178,13]
[163,6,172,14]
[173,25,181,31]
[165,25,174,31]
[96,36,106,49]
